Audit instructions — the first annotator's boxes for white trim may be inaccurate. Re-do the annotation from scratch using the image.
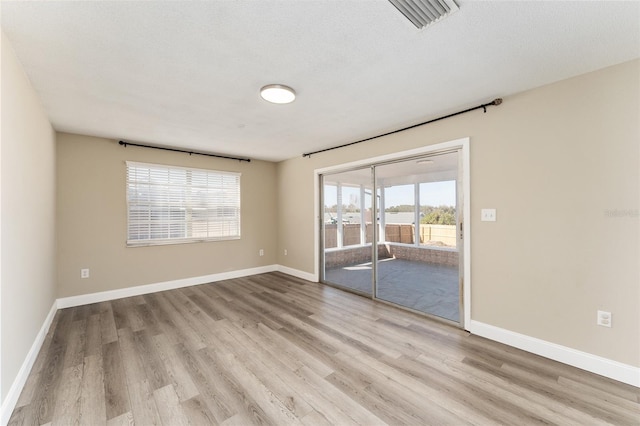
[57,265,277,309]
[313,172,321,282]
[1,302,57,426]
[461,139,471,329]
[313,138,471,329]
[469,320,640,388]
[276,265,318,282]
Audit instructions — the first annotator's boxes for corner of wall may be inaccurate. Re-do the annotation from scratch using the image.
[1,30,57,418]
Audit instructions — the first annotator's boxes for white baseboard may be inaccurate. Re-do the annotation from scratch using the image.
[1,301,57,426]
[275,265,317,282]
[468,320,640,388]
[57,265,278,309]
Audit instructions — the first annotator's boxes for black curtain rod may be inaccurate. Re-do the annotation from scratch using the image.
[119,140,251,163]
[302,98,503,158]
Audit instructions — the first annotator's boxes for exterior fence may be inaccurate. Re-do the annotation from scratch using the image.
[324,223,456,249]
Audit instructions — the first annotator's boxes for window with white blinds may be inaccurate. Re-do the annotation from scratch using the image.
[126,161,241,246]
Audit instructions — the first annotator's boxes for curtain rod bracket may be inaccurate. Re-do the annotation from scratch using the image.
[302,98,503,158]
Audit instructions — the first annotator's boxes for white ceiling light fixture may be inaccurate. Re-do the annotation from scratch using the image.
[260,84,296,104]
[389,0,459,29]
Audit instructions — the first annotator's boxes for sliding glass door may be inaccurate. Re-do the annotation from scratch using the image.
[320,149,463,324]
[374,151,461,322]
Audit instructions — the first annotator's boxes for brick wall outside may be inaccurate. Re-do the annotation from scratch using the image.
[325,243,458,269]
[324,244,390,269]
[385,244,458,267]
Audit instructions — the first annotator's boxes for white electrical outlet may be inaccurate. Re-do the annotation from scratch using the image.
[481,209,497,222]
[81,268,90,279]
[284,249,288,256]
[597,310,612,328]
[259,249,264,256]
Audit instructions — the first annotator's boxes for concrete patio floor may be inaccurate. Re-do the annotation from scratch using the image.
[324,258,460,322]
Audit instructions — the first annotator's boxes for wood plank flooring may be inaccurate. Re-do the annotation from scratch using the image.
[9,272,640,425]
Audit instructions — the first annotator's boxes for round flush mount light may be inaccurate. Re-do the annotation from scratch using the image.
[260,84,296,104]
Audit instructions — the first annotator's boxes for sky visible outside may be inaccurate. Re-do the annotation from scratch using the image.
[324,180,456,209]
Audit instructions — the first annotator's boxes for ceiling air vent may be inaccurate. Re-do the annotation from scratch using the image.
[388,0,459,29]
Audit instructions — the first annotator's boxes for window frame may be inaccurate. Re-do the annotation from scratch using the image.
[125,161,241,247]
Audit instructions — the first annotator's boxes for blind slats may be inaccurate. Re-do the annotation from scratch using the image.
[126,161,241,246]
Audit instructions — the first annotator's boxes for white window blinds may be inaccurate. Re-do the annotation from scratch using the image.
[126,161,241,246]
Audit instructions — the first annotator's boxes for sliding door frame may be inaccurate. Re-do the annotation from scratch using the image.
[313,137,471,330]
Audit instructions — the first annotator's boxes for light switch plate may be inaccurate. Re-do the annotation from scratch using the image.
[481,209,497,222]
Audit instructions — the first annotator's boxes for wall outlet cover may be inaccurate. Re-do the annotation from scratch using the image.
[481,208,497,222]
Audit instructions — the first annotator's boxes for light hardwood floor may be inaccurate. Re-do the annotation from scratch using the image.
[9,272,640,425]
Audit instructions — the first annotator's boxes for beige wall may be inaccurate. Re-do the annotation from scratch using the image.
[1,32,57,402]
[56,133,277,298]
[276,60,640,367]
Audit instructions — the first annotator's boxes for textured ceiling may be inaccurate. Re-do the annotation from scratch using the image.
[2,1,639,162]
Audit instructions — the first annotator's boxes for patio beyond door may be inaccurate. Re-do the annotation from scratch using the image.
[374,151,461,322]
[321,167,374,295]
[321,150,462,325]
